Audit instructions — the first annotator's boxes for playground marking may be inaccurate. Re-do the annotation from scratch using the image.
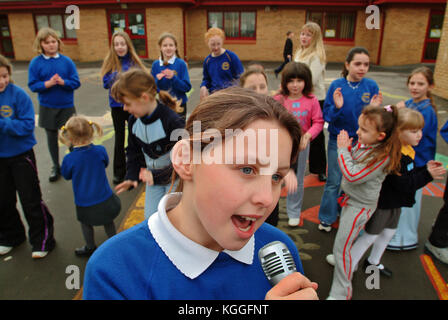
[420,254,448,300]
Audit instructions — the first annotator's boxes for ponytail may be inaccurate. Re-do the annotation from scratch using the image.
[158,90,183,114]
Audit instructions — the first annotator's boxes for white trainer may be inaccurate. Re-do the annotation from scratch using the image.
[425,241,448,265]
[326,254,335,266]
[288,218,300,227]
[0,246,13,255]
[32,251,48,259]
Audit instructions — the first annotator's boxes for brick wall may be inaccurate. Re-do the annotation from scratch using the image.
[433,4,448,100]
[8,13,36,61]
[76,8,109,62]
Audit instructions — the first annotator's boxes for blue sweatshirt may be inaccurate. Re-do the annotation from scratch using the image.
[151,57,192,105]
[28,54,80,109]
[0,83,37,158]
[406,98,437,167]
[323,77,379,140]
[61,144,113,207]
[200,50,244,93]
[102,53,134,108]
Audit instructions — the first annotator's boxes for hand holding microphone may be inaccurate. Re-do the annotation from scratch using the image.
[259,241,318,300]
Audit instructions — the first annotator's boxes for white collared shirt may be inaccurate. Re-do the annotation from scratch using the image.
[148,193,254,279]
[158,55,176,66]
[42,53,60,59]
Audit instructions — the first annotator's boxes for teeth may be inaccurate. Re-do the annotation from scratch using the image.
[238,226,251,232]
[242,216,256,222]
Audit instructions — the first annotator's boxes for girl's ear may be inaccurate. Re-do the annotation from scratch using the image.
[171,140,193,181]
[377,131,386,142]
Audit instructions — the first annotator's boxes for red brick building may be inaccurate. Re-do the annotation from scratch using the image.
[0,0,445,67]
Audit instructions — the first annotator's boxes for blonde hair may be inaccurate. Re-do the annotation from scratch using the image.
[59,115,103,146]
[294,22,326,65]
[204,27,225,43]
[239,64,268,88]
[33,27,63,54]
[0,54,13,83]
[100,31,147,77]
[397,108,425,131]
[158,32,180,64]
[111,68,182,114]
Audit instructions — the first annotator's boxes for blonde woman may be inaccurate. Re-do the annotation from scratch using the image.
[101,31,147,185]
[294,22,328,182]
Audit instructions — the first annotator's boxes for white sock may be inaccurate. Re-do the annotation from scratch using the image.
[350,232,378,272]
[368,228,397,265]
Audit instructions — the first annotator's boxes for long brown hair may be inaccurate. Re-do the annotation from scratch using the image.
[173,87,302,191]
[100,32,147,77]
[407,66,437,113]
[158,32,180,64]
[110,68,182,113]
[279,62,313,98]
[360,104,401,174]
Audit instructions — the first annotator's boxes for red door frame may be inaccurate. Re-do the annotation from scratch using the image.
[0,14,14,59]
[421,10,444,63]
[106,9,148,58]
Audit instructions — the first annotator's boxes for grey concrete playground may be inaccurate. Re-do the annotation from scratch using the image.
[1,60,447,300]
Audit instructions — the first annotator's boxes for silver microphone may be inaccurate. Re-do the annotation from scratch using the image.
[258,241,297,286]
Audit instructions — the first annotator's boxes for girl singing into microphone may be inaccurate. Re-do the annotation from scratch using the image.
[83,87,318,300]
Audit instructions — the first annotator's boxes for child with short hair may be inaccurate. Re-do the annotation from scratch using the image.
[112,69,185,219]
[101,31,147,185]
[0,54,56,259]
[28,27,80,182]
[388,66,438,251]
[60,115,121,256]
[348,108,445,277]
[327,104,402,300]
[274,61,324,227]
[199,27,244,100]
[83,87,318,300]
[151,32,191,119]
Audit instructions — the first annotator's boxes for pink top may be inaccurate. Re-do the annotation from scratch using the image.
[273,94,324,140]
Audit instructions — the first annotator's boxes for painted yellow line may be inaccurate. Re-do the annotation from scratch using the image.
[420,254,448,300]
[381,91,408,101]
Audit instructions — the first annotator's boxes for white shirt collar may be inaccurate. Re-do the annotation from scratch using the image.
[148,193,254,279]
[42,53,60,59]
[159,55,176,66]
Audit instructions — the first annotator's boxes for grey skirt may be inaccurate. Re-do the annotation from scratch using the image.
[365,208,402,235]
[76,194,121,226]
[38,105,76,130]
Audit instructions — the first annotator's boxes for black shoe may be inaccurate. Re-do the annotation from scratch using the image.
[363,259,393,277]
[49,167,60,182]
[318,173,327,182]
[113,176,124,185]
[274,71,279,79]
[75,245,96,257]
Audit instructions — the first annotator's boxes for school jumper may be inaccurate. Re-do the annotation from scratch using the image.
[319,77,379,226]
[329,142,389,300]
[201,50,244,93]
[103,53,134,181]
[389,98,437,250]
[83,192,304,299]
[0,83,55,252]
[151,56,191,118]
[28,53,80,175]
[126,102,185,218]
[273,94,323,221]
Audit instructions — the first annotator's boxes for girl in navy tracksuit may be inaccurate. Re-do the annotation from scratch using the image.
[60,116,121,257]
[318,47,382,232]
[151,32,191,119]
[0,54,55,259]
[101,31,147,185]
[111,69,185,219]
[388,67,438,251]
[28,27,80,182]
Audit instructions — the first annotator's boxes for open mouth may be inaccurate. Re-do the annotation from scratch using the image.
[231,215,258,233]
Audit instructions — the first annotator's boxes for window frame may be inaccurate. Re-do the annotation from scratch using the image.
[34,13,77,41]
[207,10,257,40]
[306,11,357,42]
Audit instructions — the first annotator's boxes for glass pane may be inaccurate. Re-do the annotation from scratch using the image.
[324,13,338,38]
[49,15,64,38]
[128,13,145,36]
[424,42,440,60]
[64,14,77,39]
[224,12,239,38]
[428,14,444,38]
[307,12,323,27]
[241,12,255,37]
[35,15,49,31]
[110,13,126,34]
[339,13,355,39]
[2,38,13,53]
[131,38,147,57]
[208,12,223,29]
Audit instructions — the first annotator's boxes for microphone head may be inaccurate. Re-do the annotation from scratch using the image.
[258,241,297,286]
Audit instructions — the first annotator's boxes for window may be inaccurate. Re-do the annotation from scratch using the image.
[35,14,77,40]
[307,11,356,41]
[208,11,256,39]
